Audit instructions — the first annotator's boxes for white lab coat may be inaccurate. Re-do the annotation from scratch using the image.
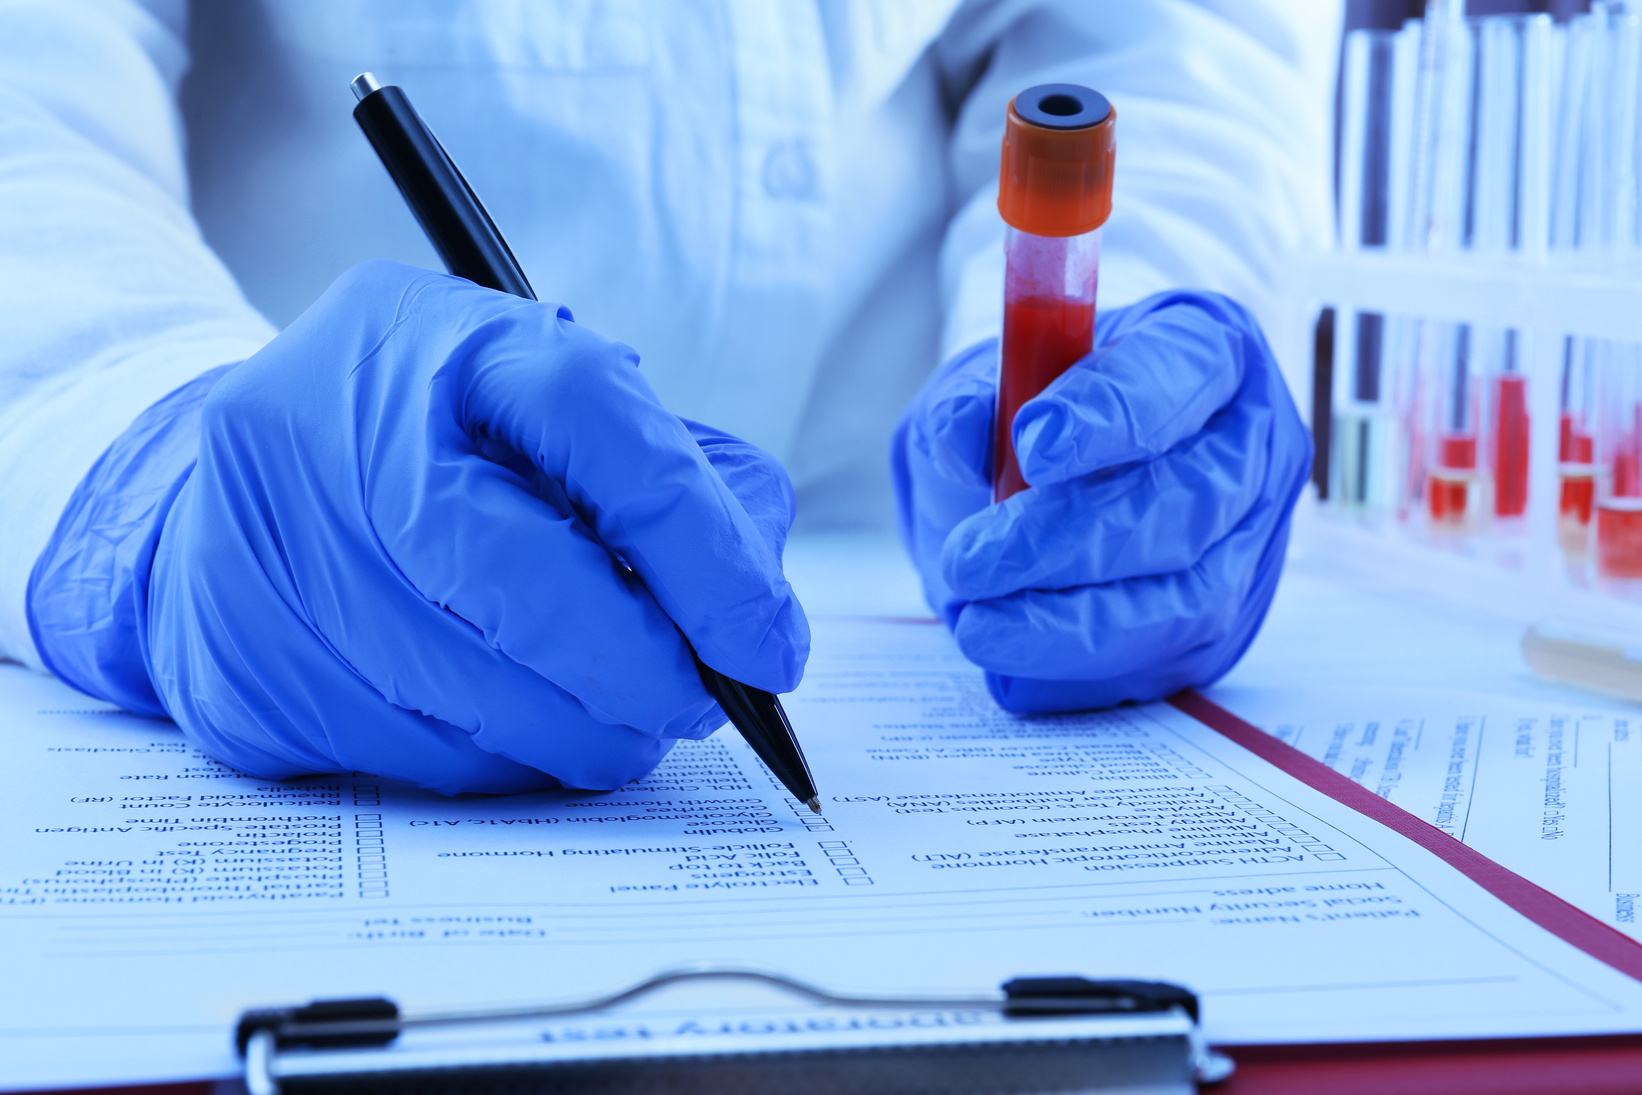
[0,0,1340,669]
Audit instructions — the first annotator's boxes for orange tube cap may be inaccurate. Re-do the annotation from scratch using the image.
[997,84,1115,238]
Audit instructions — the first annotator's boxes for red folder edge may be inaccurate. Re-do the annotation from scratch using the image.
[1171,689,1642,1094]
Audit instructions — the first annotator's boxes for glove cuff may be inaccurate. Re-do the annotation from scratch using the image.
[27,365,238,716]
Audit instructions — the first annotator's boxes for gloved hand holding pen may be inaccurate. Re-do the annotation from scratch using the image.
[28,261,810,794]
[892,290,1312,713]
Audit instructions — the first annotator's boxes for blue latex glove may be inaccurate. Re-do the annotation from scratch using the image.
[29,260,809,794]
[891,290,1310,714]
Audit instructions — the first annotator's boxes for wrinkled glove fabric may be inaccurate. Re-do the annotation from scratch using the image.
[30,261,809,794]
[892,290,1311,715]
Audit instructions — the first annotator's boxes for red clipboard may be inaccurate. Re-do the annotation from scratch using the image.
[26,691,1642,1095]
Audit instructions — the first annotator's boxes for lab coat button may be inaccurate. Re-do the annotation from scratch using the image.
[762,141,817,200]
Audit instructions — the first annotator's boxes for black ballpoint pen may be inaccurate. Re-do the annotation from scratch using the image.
[348,73,821,813]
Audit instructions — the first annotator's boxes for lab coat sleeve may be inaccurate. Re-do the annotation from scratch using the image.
[933,0,1342,361]
[0,0,275,669]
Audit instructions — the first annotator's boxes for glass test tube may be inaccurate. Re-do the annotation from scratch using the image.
[1471,18,1530,524]
[992,84,1115,502]
[1612,12,1642,255]
[1406,6,1476,531]
[1386,20,1423,522]
[1598,344,1642,580]
[1559,339,1597,558]
[1334,30,1397,511]
[1491,332,1530,519]
[1428,326,1481,527]
[1334,313,1397,508]
[997,229,1099,500]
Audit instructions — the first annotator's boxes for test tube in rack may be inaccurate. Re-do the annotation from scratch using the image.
[1597,343,1642,582]
[1559,339,1597,561]
[1469,17,1529,528]
[1489,332,1529,521]
[1428,326,1482,528]
[1333,313,1397,509]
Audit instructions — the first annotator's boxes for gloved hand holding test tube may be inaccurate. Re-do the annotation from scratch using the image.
[892,84,1312,713]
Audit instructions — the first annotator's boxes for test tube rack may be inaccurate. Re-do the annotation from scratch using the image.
[1272,2,1642,629]
[1279,250,1642,626]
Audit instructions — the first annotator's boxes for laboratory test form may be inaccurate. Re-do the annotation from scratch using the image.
[3,617,1642,1091]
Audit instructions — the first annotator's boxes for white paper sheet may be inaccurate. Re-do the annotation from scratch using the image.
[1209,685,1642,941]
[4,618,1642,1091]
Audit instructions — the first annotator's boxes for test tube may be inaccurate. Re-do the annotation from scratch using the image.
[1333,313,1398,508]
[1470,17,1529,524]
[1428,326,1481,528]
[1405,0,1472,254]
[1599,8,1641,255]
[1597,343,1642,580]
[1490,332,1530,520]
[992,84,1115,501]
[1386,20,1423,522]
[1549,14,1593,253]
[1333,31,1398,511]
[1406,5,1476,532]
[1559,338,1597,558]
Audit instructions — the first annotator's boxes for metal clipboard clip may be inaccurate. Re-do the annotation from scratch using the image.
[235,966,1234,1094]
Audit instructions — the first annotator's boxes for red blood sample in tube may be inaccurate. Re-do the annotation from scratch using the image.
[1559,417,1595,522]
[1560,410,1581,464]
[1562,475,1596,526]
[1493,374,1529,517]
[991,83,1115,502]
[1428,435,1476,524]
[1615,447,1642,499]
[995,274,1097,500]
[1599,409,1642,577]
[1558,419,1595,554]
[1598,503,1642,577]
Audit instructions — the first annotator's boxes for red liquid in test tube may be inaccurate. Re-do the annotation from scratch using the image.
[991,84,1115,502]
[1598,395,1642,579]
[1558,343,1597,559]
[995,237,1099,499]
[1562,475,1596,528]
[1428,332,1479,528]
[1559,413,1596,524]
[1492,373,1529,518]
[1559,418,1596,553]
[1429,434,1476,523]
[1598,503,1642,578]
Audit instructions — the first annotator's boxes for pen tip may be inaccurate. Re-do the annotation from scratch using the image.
[806,797,822,814]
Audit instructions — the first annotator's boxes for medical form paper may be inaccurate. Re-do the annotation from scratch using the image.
[1217,687,1642,943]
[3,619,1642,1090]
